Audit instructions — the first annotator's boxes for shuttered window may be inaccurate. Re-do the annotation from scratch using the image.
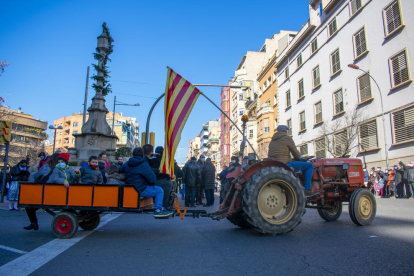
[299,111,306,131]
[298,79,304,98]
[287,119,292,136]
[286,90,291,107]
[350,0,362,15]
[297,53,302,67]
[360,120,378,150]
[331,49,341,75]
[334,89,344,114]
[393,106,414,143]
[313,66,320,88]
[264,118,269,133]
[390,50,409,87]
[335,130,348,156]
[300,144,308,155]
[354,28,367,57]
[328,17,337,36]
[285,67,289,79]
[315,101,322,124]
[311,38,318,54]
[384,1,402,35]
[358,73,372,102]
[315,138,326,158]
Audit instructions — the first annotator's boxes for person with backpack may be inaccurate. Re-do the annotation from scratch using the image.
[24,153,59,231]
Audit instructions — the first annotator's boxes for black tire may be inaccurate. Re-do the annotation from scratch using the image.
[227,212,252,229]
[242,166,306,235]
[51,211,79,239]
[317,201,342,221]
[349,188,376,226]
[78,213,101,231]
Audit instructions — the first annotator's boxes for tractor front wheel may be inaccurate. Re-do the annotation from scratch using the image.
[242,166,305,235]
[349,188,376,226]
[318,201,342,221]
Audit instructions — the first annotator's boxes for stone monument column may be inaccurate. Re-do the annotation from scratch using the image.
[68,24,117,162]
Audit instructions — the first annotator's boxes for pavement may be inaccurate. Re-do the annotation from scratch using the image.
[0,193,414,276]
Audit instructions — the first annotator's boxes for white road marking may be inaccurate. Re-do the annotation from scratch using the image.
[0,213,122,276]
[0,245,27,255]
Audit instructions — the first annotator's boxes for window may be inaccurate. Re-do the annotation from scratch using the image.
[331,49,341,75]
[264,118,269,133]
[258,120,262,136]
[73,131,78,134]
[314,101,323,124]
[239,110,244,116]
[311,38,318,54]
[273,94,277,106]
[315,138,326,158]
[268,76,272,84]
[298,79,304,98]
[328,17,337,36]
[299,111,306,131]
[390,50,410,87]
[312,66,320,88]
[350,0,362,15]
[73,122,78,127]
[333,89,344,115]
[392,105,414,144]
[287,119,292,136]
[239,93,243,100]
[334,130,348,156]
[285,67,289,79]
[353,28,367,58]
[249,129,253,138]
[286,90,291,107]
[300,144,308,155]
[297,53,302,67]
[360,120,378,150]
[358,73,372,102]
[384,1,402,35]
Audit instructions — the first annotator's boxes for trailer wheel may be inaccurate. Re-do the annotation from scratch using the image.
[51,212,78,239]
[79,212,101,231]
[318,202,342,221]
[349,188,376,226]
[242,166,305,235]
[227,212,251,229]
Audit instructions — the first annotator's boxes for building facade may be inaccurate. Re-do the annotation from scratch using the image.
[206,121,221,172]
[220,87,231,168]
[276,0,414,167]
[53,111,139,152]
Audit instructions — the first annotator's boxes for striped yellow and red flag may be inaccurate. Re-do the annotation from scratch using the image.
[160,67,200,177]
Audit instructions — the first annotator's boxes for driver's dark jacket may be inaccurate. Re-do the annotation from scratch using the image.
[268,131,301,164]
[182,161,201,187]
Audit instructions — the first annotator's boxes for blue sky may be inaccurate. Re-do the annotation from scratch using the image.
[0,0,309,164]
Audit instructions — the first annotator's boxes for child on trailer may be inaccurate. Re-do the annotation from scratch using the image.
[79,156,103,184]
[105,165,125,185]
[47,153,80,188]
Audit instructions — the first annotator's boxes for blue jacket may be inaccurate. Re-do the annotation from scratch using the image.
[47,166,80,184]
[120,156,156,193]
[80,165,103,184]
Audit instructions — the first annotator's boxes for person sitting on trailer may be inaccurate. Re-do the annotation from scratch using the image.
[105,165,125,185]
[79,156,103,184]
[120,147,173,218]
[47,153,80,188]
[268,125,315,197]
[38,152,50,171]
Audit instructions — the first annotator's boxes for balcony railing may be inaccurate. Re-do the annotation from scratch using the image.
[209,138,219,142]
[257,105,273,117]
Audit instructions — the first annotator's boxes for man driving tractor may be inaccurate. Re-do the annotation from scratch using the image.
[268,125,315,197]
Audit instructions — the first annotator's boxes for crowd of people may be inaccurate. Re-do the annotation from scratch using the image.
[364,159,414,199]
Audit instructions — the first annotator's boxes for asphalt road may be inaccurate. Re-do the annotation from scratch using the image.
[1,195,414,276]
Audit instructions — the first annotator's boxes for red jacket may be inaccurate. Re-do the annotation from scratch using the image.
[38,157,50,171]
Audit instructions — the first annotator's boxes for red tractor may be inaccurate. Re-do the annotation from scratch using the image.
[211,156,377,235]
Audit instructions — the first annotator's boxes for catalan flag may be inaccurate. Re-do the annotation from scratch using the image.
[160,67,200,177]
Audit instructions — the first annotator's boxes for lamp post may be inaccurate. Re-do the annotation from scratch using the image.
[49,125,63,153]
[347,64,389,168]
[112,95,140,135]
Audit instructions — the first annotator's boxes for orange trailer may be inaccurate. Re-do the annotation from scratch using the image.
[18,183,154,239]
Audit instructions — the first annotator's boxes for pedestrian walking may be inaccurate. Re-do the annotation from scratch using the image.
[394,164,404,198]
[8,160,30,210]
[201,158,216,207]
[182,157,201,207]
[196,155,205,205]
[399,159,414,198]
[0,167,11,198]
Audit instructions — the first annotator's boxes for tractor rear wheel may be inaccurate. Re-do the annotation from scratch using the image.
[78,212,101,231]
[227,212,251,229]
[317,201,342,221]
[349,188,376,226]
[242,166,305,235]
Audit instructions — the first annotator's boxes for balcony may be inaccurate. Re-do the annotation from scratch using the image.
[257,105,273,118]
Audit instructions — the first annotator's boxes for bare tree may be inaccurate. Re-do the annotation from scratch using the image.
[319,105,366,158]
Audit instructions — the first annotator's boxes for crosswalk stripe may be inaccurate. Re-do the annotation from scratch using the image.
[0,245,27,255]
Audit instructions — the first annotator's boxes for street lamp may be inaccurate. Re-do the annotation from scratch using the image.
[112,96,140,135]
[49,125,63,153]
[347,64,389,168]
